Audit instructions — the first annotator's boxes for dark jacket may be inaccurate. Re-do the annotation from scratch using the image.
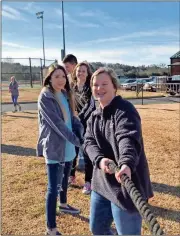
[37,88,84,162]
[84,95,153,212]
[73,82,96,132]
[9,81,19,96]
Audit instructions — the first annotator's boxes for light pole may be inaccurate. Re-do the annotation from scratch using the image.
[62,1,66,59]
[36,11,46,67]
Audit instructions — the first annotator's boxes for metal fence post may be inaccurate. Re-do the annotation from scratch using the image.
[29,57,33,88]
[142,82,144,105]
[61,49,65,61]
[40,58,43,86]
[136,81,138,98]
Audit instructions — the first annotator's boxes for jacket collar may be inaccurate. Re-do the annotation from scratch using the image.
[40,87,67,100]
[94,95,122,117]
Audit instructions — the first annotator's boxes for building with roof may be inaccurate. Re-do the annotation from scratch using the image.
[169,51,180,76]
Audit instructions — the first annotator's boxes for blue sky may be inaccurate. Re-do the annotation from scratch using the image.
[2,1,179,66]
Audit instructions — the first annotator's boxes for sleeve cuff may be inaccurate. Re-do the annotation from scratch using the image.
[94,156,104,169]
[118,161,136,173]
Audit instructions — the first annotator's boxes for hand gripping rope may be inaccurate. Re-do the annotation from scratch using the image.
[107,161,165,235]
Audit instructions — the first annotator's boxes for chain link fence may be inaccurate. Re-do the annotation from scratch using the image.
[1,57,56,89]
[117,76,180,104]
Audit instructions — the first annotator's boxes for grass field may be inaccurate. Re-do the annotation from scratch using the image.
[1,87,165,103]
[2,103,180,235]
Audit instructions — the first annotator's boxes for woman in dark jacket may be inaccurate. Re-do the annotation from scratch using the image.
[69,62,96,194]
[9,76,21,112]
[84,67,153,235]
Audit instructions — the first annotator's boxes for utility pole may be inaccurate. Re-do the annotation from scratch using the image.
[62,1,66,59]
[36,11,46,67]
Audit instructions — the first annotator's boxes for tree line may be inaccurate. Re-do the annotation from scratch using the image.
[90,62,169,78]
[1,58,169,81]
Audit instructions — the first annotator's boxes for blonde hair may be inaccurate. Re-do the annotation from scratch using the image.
[91,67,120,92]
[10,76,16,82]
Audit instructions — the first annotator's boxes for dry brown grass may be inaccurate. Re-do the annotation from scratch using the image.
[1,88,164,103]
[117,89,165,98]
[1,88,41,103]
[2,103,180,235]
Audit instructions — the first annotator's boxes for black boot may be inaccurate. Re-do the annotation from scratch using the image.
[18,104,21,111]
[12,105,17,113]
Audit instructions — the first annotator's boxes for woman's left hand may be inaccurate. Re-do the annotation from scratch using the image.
[115,164,131,183]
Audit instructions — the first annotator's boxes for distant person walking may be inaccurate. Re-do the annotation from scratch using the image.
[9,76,21,112]
[62,54,78,87]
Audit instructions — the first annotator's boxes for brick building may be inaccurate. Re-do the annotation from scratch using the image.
[169,51,180,76]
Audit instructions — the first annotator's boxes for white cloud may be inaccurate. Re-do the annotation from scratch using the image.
[79,28,178,45]
[3,5,20,16]
[2,10,17,20]
[2,5,28,21]
[18,2,43,14]
[2,41,33,49]
[45,23,62,29]
[78,23,99,28]
[79,9,126,29]
[79,11,97,17]
[56,9,100,28]
[23,2,35,11]
[2,40,178,66]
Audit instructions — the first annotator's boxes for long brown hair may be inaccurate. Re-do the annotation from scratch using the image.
[43,64,76,119]
[71,62,92,88]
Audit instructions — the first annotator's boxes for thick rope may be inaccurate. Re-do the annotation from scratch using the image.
[107,162,165,235]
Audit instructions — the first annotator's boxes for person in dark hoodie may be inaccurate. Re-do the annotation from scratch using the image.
[69,62,96,194]
[84,67,153,235]
[37,64,83,235]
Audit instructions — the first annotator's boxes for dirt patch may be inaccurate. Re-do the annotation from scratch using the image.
[2,104,180,235]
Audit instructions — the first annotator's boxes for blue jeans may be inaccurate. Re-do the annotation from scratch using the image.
[46,163,64,229]
[90,191,142,235]
[11,95,19,105]
[59,161,73,204]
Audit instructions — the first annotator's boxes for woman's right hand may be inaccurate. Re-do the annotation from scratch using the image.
[99,158,114,174]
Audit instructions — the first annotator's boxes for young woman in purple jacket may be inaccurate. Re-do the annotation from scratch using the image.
[37,64,83,235]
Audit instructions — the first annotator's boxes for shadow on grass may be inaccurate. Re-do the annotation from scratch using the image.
[3,114,37,119]
[71,214,89,223]
[1,144,36,156]
[69,185,82,190]
[23,111,37,114]
[152,182,180,198]
[149,205,180,223]
[57,211,89,223]
[137,107,178,112]
[148,97,180,103]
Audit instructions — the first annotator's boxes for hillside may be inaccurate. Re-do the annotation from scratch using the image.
[1,60,169,81]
